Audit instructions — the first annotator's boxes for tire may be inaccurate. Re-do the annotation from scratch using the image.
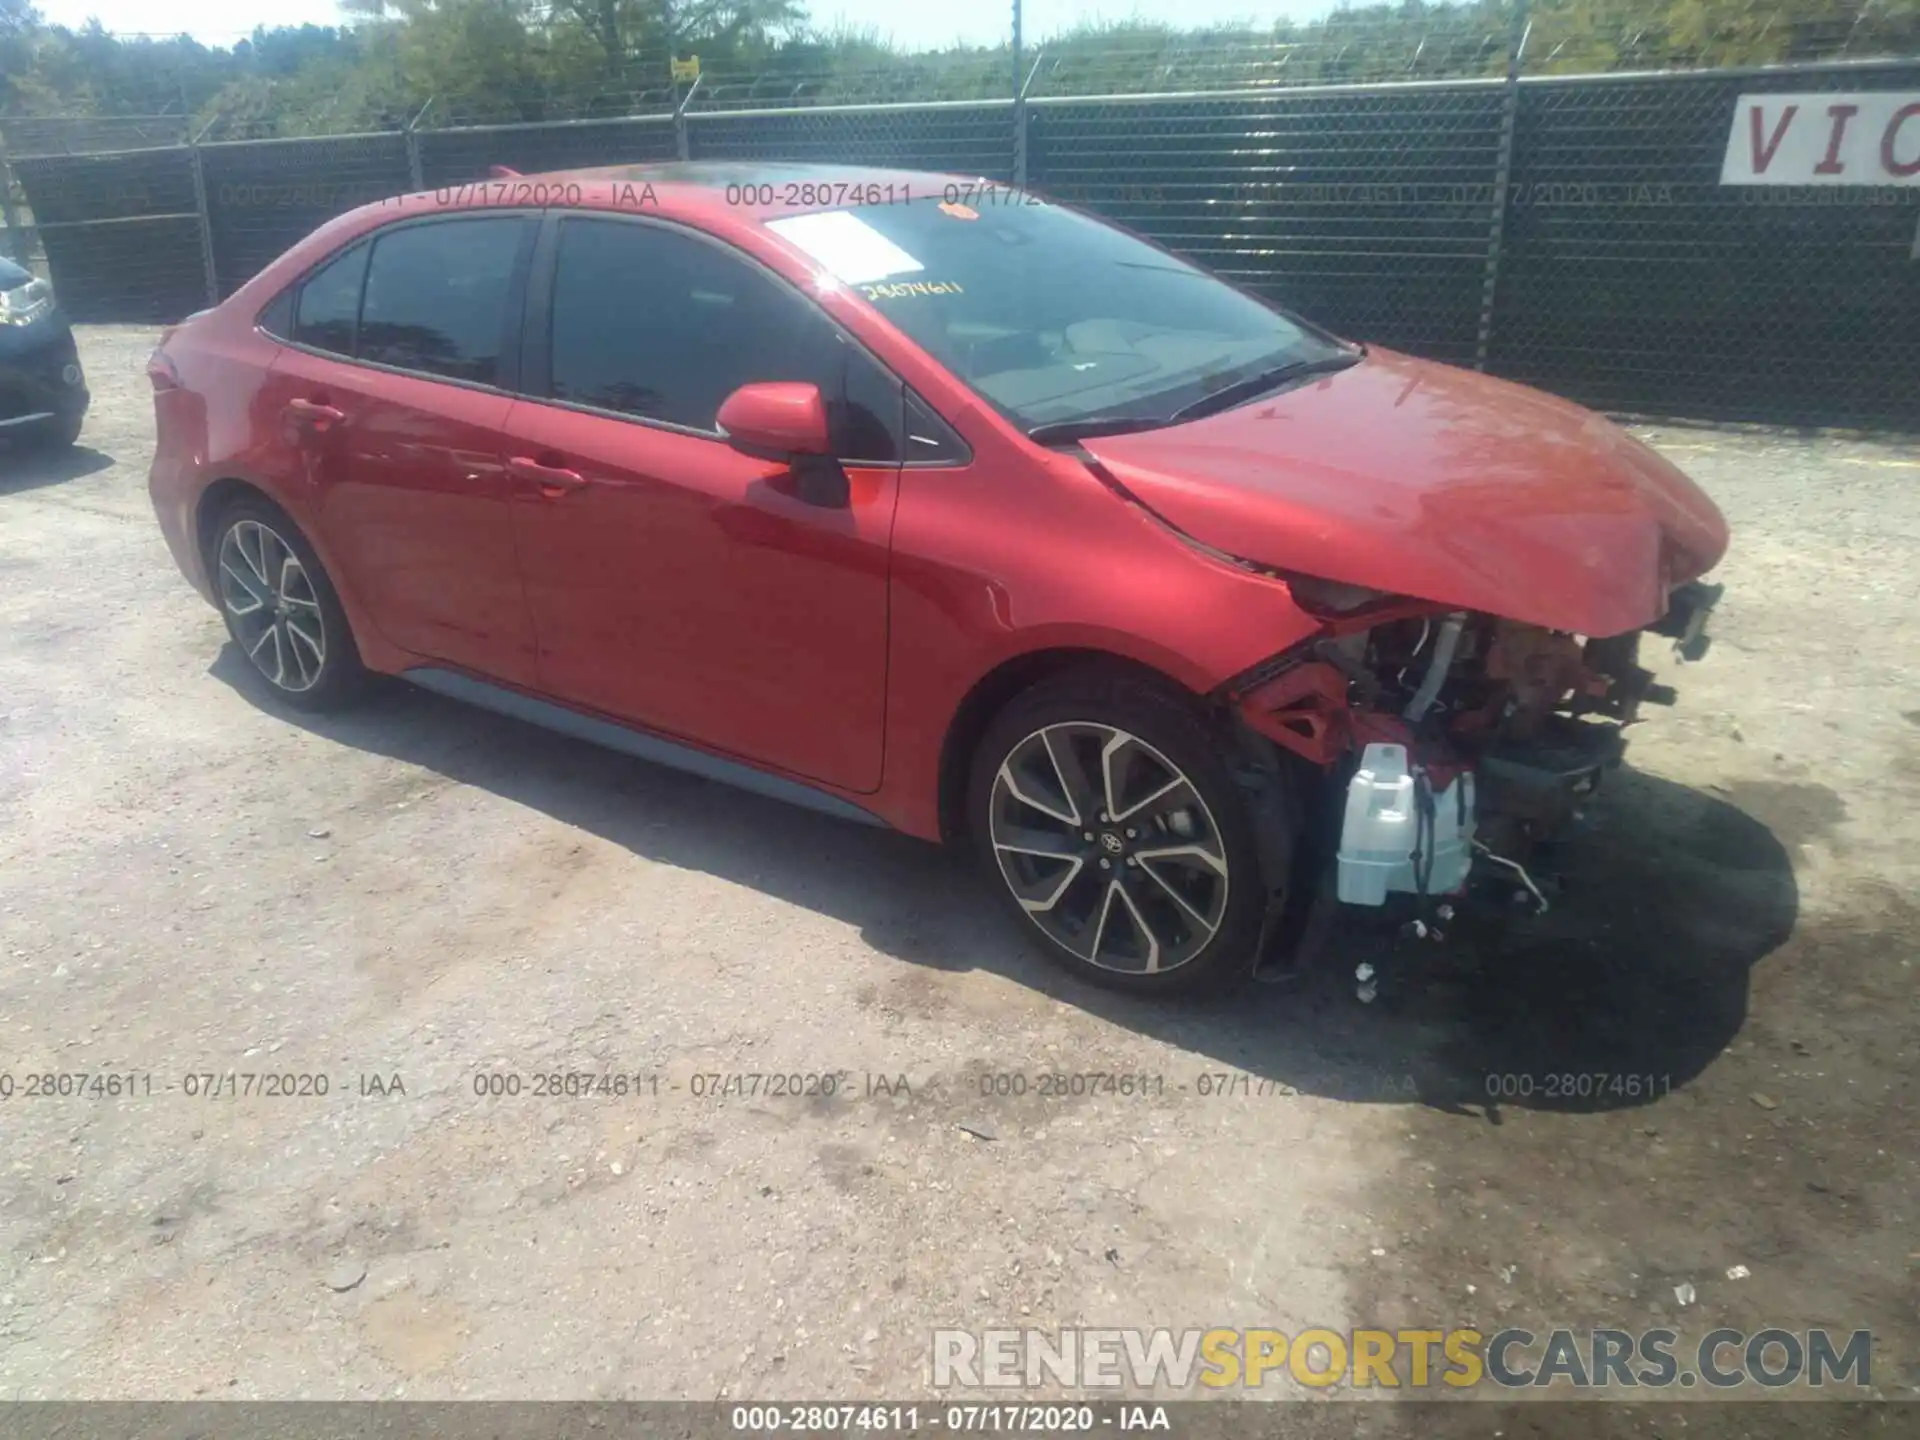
[35,413,83,450]
[209,497,368,711]
[967,666,1273,997]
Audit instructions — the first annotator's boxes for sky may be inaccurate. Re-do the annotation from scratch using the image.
[36,0,1340,52]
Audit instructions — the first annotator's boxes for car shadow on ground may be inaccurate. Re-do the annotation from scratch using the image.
[0,442,114,494]
[211,651,1798,1115]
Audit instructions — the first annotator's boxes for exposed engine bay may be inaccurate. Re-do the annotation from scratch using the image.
[1228,578,1725,913]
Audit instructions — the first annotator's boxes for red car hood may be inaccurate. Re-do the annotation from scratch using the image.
[1080,348,1729,637]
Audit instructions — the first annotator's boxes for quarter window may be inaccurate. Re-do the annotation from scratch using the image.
[257,287,293,341]
[903,389,969,464]
[838,344,902,464]
[292,243,366,355]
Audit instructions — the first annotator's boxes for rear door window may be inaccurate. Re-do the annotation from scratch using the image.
[358,217,531,386]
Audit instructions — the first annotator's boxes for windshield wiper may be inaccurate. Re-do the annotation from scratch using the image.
[1167,351,1364,425]
[1025,414,1172,447]
[1026,348,1365,447]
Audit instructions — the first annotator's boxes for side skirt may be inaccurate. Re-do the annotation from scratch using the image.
[402,666,890,829]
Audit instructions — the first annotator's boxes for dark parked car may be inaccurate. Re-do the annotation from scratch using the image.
[147,163,1727,996]
[0,254,88,450]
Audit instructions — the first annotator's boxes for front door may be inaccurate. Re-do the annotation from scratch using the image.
[503,214,902,793]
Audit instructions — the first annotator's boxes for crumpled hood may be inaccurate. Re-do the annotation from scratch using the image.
[1080,348,1729,637]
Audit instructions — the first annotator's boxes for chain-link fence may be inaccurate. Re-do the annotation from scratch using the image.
[416,116,678,189]
[690,101,1018,179]
[200,133,413,297]
[2,26,1917,428]
[1489,58,1920,427]
[1027,84,1512,367]
[5,147,206,322]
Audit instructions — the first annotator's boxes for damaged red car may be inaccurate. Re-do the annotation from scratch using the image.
[148,163,1728,995]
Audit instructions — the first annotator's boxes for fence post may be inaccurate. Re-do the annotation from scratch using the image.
[1011,0,1026,187]
[405,96,434,191]
[674,75,702,161]
[1013,100,1028,189]
[1013,53,1044,190]
[0,126,28,267]
[1474,2,1530,373]
[187,117,220,307]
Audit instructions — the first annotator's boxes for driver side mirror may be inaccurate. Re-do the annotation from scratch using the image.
[717,381,848,508]
[717,382,830,458]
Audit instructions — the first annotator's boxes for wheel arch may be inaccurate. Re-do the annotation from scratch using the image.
[195,476,278,579]
[935,646,1207,846]
[191,476,404,675]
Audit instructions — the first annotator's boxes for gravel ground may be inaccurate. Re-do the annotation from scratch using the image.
[0,326,1915,1415]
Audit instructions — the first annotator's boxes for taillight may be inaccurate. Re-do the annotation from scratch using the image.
[146,348,182,393]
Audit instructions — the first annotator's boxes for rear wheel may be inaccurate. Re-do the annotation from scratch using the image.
[967,668,1272,996]
[211,499,367,711]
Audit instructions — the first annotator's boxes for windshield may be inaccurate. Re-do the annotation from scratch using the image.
[767,193,1349,434]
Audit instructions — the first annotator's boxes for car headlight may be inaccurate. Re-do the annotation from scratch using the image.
[0,277,55,327]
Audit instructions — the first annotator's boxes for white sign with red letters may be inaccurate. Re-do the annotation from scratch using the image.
[1720,92,1920,185]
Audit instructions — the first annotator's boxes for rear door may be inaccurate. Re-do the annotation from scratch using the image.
[501,213,904,793]
[263,212,541,686]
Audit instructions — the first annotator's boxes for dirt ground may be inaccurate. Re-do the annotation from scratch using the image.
[1,327,1916,1419]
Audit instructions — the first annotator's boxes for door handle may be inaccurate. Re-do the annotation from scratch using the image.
[285,398,346,427]
[508,455,589,497]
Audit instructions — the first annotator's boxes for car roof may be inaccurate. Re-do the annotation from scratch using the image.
[492,160,982,223]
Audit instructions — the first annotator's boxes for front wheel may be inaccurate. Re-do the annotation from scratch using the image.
[38,413,83,450]
[967,668,1273,997]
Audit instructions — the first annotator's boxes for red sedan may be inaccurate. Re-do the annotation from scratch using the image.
[148,163,1728,995]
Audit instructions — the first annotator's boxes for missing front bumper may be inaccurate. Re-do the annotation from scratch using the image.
[1332,719,1625,907]
[1334,743,1475,906]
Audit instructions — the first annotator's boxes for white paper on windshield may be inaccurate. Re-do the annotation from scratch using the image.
[766,210,925,285]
